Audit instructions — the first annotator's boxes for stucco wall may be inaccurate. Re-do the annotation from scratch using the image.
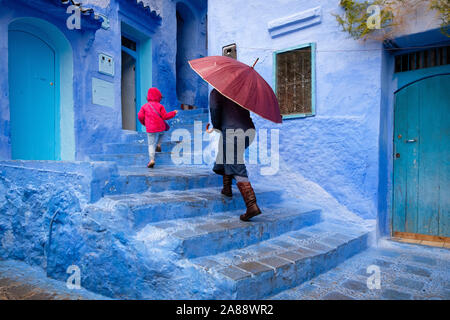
[208,0,383,219]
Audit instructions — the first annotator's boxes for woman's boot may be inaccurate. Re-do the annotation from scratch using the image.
[221,175,233,197]
[237,182,261,221]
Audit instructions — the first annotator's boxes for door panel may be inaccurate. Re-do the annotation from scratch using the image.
[9,30,56,160]
[393,74,450,237]
[121,50,137,131]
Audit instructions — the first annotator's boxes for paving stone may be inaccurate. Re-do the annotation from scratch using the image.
[404,265,432,277]
[376,249,401,258]
[322,291,354,300]
[2,284,36,299]
[393,277,425,291]
[236,261,274,275]
[331,233,354,242]
[342,280,368,293]
[411,255,437,266]
[371,258,394,268]
[172,229,199,239]
[289,232,311,240]
[0,278,19,288]
[277,250,308,263]
[195,223,226,233]
[304,242,333,252]
[218,266,251,281]
[295,247,317,258]
[193,257,221,270]
[270,240,297,249]
[381,289,411,300]
[24,291,58,300]
[258,256,292,269]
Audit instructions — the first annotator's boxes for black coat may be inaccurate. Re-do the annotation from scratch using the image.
[209,89,255,132]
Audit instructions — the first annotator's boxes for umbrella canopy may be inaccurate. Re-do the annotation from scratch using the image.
[189,56,282,124]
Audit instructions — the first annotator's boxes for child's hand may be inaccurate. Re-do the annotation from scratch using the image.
[174,110,179,114]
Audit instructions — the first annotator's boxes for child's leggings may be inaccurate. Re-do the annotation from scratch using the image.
[147,132,164,162]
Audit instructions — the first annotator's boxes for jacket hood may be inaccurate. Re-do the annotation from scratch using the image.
[147,88,162,102]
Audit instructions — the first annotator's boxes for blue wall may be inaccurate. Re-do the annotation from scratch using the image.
[0,0,208,160]
[208,0,382,220]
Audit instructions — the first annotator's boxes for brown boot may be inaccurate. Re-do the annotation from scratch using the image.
[237,182,262,221]
[221,175,233,197]
[155,145,162,153]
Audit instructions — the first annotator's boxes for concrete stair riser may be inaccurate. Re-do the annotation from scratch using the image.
[174,209,322,259]
[103,173,222,195]
[103,140,184,154]
[89,152,211,166]
[131,189,282,228]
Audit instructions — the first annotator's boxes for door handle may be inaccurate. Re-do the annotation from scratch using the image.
[405,139,417,143]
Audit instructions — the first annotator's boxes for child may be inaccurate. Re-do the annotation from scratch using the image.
[138,88,178,168]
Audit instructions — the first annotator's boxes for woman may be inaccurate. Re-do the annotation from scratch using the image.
[210,88,261,221]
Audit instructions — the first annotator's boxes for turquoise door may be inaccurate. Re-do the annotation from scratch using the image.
[8,30,57,160]
[393,74,450,238]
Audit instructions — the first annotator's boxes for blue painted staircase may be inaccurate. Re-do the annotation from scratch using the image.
[79,109,372,299]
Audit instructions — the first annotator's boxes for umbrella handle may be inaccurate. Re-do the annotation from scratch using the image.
[206,123,214,134]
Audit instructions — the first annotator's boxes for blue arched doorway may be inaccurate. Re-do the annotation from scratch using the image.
[8,18,74,160]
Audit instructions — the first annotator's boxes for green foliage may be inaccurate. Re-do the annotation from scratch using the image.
[334,0,394,40]
[335,0,450,40]
[430,0,450,36]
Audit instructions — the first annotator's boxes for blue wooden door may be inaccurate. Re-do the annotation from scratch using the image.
[8,30,57,160]
[393,74,450,238]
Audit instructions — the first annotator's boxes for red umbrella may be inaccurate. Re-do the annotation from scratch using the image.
[189,56,282,124]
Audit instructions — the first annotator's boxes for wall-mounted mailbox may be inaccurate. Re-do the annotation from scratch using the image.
[92,77,114,108]
[99,53,114,76]
[222,44,237,59]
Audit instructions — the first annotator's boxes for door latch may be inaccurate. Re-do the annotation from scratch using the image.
[405,139,417,143]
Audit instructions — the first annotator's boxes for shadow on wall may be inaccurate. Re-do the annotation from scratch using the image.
[176,1,207,108]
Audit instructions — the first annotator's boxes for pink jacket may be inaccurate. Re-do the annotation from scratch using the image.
[138,88,177,133]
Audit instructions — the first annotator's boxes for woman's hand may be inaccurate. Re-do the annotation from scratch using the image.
[206,123,214,134]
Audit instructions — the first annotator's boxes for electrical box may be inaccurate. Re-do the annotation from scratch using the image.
[92,77,114,108]
[222,44,237,59]
[99,53,114,76]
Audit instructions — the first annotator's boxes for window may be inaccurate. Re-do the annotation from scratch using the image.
[274,43,316,118]
[394,46,450,73]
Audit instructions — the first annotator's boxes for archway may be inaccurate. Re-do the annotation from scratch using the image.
[8,18,74,160]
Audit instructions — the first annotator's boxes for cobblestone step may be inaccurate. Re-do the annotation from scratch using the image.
[137,204,322,259]
[186,221,371,299]
[88,186,283,229]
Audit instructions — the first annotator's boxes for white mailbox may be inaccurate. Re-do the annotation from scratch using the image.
[99,53,114,76]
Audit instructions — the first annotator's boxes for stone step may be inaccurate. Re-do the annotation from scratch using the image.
[185,221,370,299]
[103,140,184,154]
[121,123,205,144]
[89,151,210,166]
[89,186,283,229]
[138,204,322,259]
[103,166,222,195]
[168,113,209,125]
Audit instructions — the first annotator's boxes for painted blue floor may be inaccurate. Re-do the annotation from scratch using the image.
[270,240,450,300]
